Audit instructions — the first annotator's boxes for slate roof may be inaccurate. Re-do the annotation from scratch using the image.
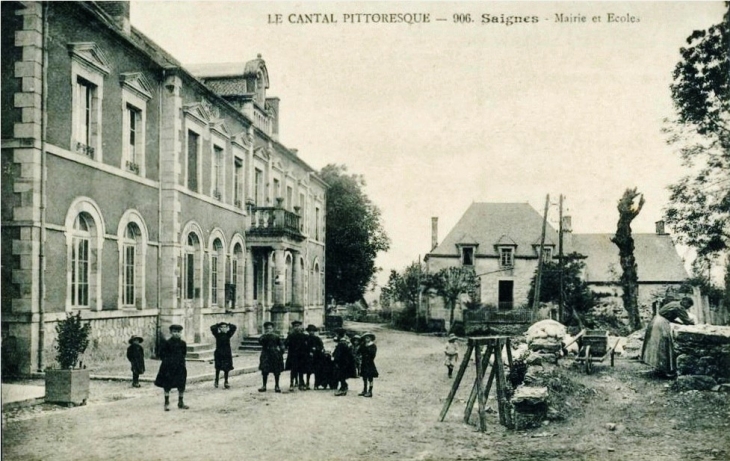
[429,203,559,257]
[568,233,688,283]
[200,77,248,97]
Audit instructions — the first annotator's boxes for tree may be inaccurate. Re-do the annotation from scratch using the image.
[431,266,480,332]
[611,188,645,331]
[320,164,390,304]
[527,252,594,327]
[381,263,430,331]
[664,5,730,294]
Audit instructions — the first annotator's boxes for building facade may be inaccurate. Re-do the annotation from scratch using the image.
[424,203,688,325]
[1,1,327,375]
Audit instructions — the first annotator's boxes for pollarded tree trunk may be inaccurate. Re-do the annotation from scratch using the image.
[611,188,645,331]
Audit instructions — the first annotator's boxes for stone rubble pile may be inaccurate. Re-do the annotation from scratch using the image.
[510,386,549,430]
[525,319,566,366]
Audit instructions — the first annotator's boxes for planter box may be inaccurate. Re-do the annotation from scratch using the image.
[45,368,90,406]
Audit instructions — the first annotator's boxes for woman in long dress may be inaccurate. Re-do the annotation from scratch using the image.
[641,297,694,378]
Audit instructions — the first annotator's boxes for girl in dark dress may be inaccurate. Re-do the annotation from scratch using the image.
[258,321,284,393]
[359,332,379,398]
[154,324,189,411]
[211,322,237,389]
[126,335,145,388]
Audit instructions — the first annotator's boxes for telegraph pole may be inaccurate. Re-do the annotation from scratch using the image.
[532,194,550,312]
[558,195,565,323]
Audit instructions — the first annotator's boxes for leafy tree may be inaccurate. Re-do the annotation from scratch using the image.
[664,5,730,297]
[527,252,594,327]
[612,188,645,331]
[320,164,390,304]
[381,263,430,331]
[431,266,480,332]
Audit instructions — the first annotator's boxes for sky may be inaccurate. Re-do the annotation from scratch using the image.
[130,1,726,286]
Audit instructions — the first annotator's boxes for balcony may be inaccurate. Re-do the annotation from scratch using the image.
[247,206,304,241]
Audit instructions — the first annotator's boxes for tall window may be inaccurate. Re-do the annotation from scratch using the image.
[286,186,293,210]
[213,145,223,199]
[315,207,321,240]
[187,131,199,192]
[211,239,223,306]
[71,215,90,307]
[74,77,96,157]
[273,178,280,200]
[499,248,514,268]
[184,233,199,299]
[541,247,553,262]
[234,158,243,208]
[254,168,263,206]
[122,224,138,306]
[124,104,142,173]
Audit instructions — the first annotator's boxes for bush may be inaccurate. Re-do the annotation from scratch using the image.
[54,312,91,369]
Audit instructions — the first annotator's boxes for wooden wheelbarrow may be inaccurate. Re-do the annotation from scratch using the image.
[563,329,619,374]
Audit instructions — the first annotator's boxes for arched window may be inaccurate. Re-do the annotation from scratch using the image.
[313,262,321,306]
[183,233,200,300]
[211,239,224,306]
[121,223,140,306]
[71,214,91,307]
[230,242,244,309]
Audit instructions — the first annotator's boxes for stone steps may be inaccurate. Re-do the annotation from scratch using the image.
[239,335,262,352]
[186,342,215,362]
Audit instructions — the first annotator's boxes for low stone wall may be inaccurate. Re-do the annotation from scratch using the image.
[674,325,730,384]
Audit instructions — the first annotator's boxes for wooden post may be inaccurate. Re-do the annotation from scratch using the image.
[474,344,489,432]
[438,343,474,422]
[463,343,493,422]
[493,338,513,428]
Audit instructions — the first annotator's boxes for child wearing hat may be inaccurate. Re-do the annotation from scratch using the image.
[351,335,362,378]
[285,320,309,391]
[126,335,145,388]
[358,332,378,397]
[305,324,324,390]
[258,321,284,392]
[444,334,459,378]
[210,322,237,389]
[332,328,356,396]
[154,324,189,411]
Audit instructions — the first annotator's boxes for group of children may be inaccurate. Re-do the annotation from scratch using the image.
[125,320,379,411]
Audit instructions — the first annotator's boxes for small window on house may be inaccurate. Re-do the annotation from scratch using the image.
[499,248,514,268]
[462,247,474,266]
[542,247,553,262]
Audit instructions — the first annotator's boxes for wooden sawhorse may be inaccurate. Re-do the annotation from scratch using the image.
[438,336,514,431]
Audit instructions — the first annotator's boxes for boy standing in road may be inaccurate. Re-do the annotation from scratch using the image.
[126,335,145,388]
[258,321,284,393]
[154,324,189,411]
[332,328,356,396]
[210,322,237,389]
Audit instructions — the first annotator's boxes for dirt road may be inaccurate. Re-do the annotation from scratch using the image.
[2,325,729,461]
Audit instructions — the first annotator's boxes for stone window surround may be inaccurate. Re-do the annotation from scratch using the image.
[210,133,228,201]
[64,197,105,312]
[208,230,226,309]
[498,247,515,269]
[70,60,105,162]
[120,78,151,177]
[184,117,206,193]
[180,222,204,305]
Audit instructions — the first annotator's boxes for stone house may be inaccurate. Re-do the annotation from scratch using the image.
[424,203,688,325]
[1,1,327,375]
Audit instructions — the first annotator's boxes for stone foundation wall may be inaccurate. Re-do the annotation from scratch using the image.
[674,325,730,384]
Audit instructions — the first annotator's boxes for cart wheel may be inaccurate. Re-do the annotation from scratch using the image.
[584,346,592,374]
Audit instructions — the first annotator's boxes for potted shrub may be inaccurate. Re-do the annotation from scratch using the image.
[45,312,91,406]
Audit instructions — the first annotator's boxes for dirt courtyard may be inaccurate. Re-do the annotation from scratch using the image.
[2,325,729,461]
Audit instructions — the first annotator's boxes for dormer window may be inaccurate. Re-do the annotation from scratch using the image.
[499,248,514,268]
[461,247,475,266]
[541,247,553,262]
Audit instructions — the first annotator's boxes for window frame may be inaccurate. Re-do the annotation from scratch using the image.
[499,247,515,269]
[64,198,105,311]
[461,246,475,266]
[69,44,108,162]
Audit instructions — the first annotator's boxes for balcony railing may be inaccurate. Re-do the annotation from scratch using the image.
[248,206,302,237]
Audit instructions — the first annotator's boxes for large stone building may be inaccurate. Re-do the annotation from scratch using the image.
[424,203,688,325]
[1,1,328,375]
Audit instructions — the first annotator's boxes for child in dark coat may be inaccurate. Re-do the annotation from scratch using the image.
[258,321,285,393]
[211,322,237,389]
[126,335,145,388]
[332,328,356,396]
[305,324,324,390]
[359,332,379,398]
[154,324,189,411]
[285,320,309,391]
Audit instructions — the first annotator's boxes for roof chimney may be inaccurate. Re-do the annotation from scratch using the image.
[431,217,438,250]
[98,1,131,34]
[655,220,667,235]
